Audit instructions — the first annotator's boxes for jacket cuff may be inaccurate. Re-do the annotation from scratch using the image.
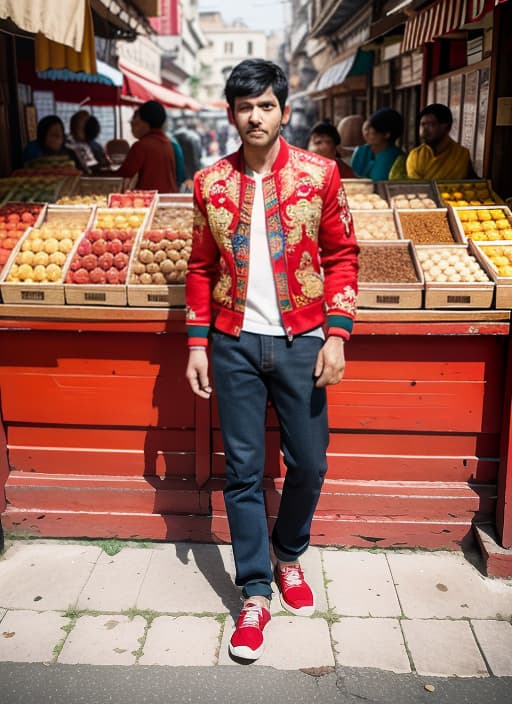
[327,314,353,341]
[187,324,210,348]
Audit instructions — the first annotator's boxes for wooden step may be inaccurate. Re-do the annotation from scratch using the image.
[5,472,209,514]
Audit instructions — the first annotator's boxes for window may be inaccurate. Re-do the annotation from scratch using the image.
[224,41,234,54]
[247,41,253,56]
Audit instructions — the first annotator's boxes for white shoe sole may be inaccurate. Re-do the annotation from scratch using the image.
[229,641,264,660]
[279,593,315,617]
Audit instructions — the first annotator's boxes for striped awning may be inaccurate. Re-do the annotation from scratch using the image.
[402,0,510,53]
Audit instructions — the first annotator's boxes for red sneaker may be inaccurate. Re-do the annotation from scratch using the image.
[274,563,315,616]
[229,601,271,660]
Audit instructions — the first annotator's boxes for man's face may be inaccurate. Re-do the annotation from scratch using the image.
[228,86,290,150]
[308,133,337,159]
[419,114,450,146]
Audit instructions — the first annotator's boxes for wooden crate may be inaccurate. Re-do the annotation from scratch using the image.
[357,240,424,309]
[416,243,494,309]
[473,241,512,309]
[157,193,193,206]
[43,205,96,229]
[127,203,192,307]
[395,208,463,245]
[449,204,512,244]
[435,179,504,206]
[384,180,440,208]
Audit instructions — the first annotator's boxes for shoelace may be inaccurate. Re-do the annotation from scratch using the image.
[280,565,304,588]
[238,603,263,629]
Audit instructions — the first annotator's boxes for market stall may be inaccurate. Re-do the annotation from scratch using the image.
[0,178,511,576]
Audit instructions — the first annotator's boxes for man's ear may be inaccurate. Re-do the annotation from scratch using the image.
[281,104,291,127]
[227,107,235,125]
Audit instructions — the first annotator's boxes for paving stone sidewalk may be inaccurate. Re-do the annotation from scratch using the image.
[0,540,511,677]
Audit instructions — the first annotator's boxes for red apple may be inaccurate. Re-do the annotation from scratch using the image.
[92,238,107,256]
[109,239,123,254]
[106,267,120,284]
[77,239,92,256]
[73,268,90,284]
[90,267,107,284]
[113,252,128,270]
[81,253,98,271]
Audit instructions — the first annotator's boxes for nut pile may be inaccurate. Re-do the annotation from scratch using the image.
[130,206,193,285]
[398,211,455,244]
[479,244,512,277]
[347,193,389,210]
[417,247,490,283]
[359,244,419,283]
[352,211,398,240]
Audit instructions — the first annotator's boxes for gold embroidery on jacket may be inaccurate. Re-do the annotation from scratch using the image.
[295,251,324,300]
[331,286,357,316]
[213,273,233,305]
[206,204,234,251]
[284,196,323,245]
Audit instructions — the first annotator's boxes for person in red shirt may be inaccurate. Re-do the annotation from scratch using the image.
[118,100,178,193]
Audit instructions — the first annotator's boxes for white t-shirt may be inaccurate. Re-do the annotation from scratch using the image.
[242,172,323,340]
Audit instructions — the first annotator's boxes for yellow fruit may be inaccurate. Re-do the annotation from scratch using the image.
[17,263,34,280]
[33,264,47,281]
[502,229,512,240]
[49,251,66,266]
[496,219,509,230]
[500,265,512,277]
[33,251,50,266]
[58,238,74,253]
[477,210,491,221]
[30,238,45,253]
[18,250,34,265]
[44,238,59,254]
[45,263,62,282]
[490,210,504,219]
[482,221,498,231]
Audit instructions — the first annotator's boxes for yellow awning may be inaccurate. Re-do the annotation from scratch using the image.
[35,0,96,74]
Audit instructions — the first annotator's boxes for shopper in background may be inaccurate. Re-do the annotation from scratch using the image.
[352,108,406,180]
[84,115,110,170]
[336,114,366,165]
[307,119,354,178]
[174,119,203,180]
[22,115,76,165]
[185,58,358,662]
[406,103,476,180]
[117,100,178,193]
[66,109,98,174]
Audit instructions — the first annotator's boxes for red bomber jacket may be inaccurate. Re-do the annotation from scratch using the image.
[185,137,359,347]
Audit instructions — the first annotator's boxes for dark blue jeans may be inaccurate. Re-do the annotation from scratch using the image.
[212,330,329,599]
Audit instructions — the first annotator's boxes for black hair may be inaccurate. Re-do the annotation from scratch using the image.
[138,100,167,129]
[419,103,453,128]
[69,110,90,137]
[369,108,404,142]
[84,115,101,141]
[36,115,64,146]
[224,59,288,113]
[309,119,341,146]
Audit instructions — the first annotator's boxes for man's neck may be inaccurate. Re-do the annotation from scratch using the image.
[243,138,281,176]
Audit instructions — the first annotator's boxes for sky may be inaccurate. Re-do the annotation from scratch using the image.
[198,0,288,33]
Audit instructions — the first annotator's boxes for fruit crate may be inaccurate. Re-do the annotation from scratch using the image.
[449,205,512,244]
[0,207,95,305]
[157,193,193,206]
[395,208,463,245]
[415,242,494,309]
[351,210,400,241]
[357,240,424,309]
[78,177,124,196]
[64,207,151,307]
[342,179,373,196]
[127,202,193,307]
[472,241,512,309]
[108,190,157,208]
[384,181,440,209]
[435,179,503,206]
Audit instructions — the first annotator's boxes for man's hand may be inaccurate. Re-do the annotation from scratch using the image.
[186,349,212,398]
[314,336,346,388]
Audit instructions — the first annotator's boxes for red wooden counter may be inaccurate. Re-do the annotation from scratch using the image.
[0,306,510,573]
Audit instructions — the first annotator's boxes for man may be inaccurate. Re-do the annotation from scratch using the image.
[174,118,203,180]
[117,100,178,192]
[185,59,359,661]
[406,103,476,180]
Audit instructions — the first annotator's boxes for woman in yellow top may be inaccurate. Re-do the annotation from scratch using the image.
[406,104,477,180]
